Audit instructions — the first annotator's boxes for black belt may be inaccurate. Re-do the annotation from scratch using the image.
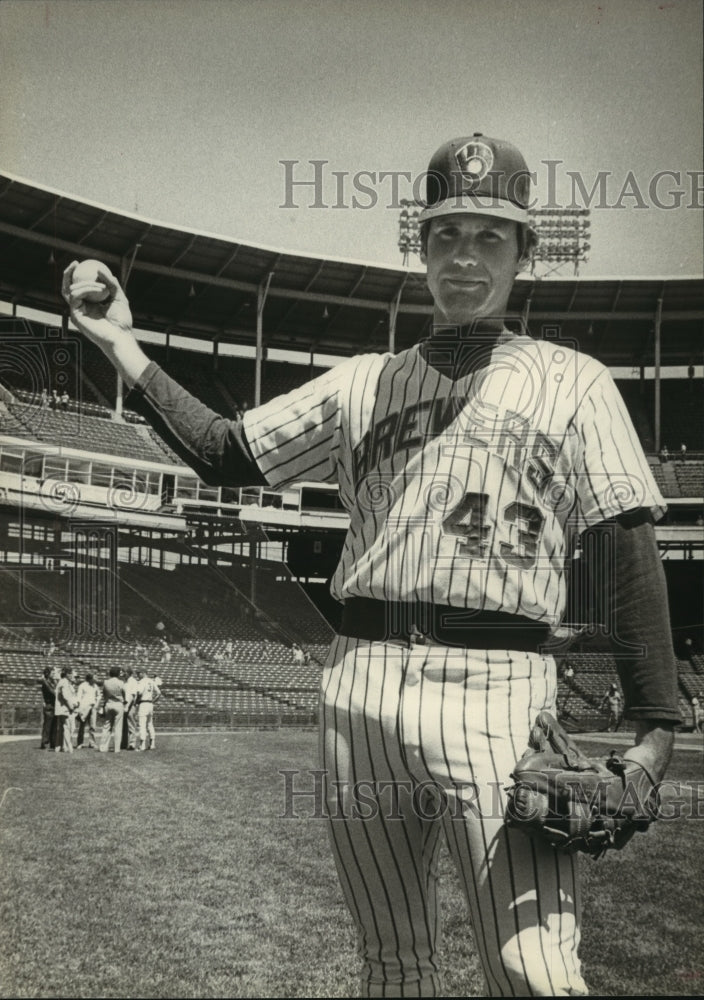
[340,598,551,651]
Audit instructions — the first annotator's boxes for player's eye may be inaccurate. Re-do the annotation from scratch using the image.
[433,225,458,240]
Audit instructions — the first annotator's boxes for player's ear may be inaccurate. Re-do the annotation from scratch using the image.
[517,225,538,273]
[419,222,428,264]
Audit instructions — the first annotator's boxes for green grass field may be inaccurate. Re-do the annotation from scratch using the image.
[1,730,702,998]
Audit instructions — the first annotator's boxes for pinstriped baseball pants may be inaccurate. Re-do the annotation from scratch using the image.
[320,635,588,997]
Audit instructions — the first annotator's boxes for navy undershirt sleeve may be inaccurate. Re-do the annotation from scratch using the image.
[584,509,680,724]
[125,362,267,486]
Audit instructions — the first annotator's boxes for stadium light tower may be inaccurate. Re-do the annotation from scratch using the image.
[397,201,590,276]
[527,209,591,277]
[398,200,422,266]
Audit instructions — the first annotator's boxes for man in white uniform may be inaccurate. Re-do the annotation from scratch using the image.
[135,667,160,751]
[64,132,679,996]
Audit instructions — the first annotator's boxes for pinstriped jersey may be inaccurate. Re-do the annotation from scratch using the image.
[243,332,665,625]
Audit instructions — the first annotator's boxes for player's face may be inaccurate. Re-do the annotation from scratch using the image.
[424,214,521,326]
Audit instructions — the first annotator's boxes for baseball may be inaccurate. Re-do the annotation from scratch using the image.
[72,259,112,302]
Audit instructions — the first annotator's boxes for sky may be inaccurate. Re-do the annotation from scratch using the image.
[0,0,702,281]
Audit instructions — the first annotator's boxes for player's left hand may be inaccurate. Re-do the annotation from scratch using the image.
[504,712,660,859]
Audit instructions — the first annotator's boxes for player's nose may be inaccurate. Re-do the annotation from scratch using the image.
[451,236,480,268]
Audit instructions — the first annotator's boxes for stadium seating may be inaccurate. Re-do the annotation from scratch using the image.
[3,577,702,735]
[690,653,704,674]
[673,461,704,497]
[225,565,335,648]
[0,561,327,731]
[1,401,171,465]
[12,387,112,421]
[678,671,704,701]
[649,461,675,496]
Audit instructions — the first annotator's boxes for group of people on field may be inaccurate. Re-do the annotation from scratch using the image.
[40,662,160,754]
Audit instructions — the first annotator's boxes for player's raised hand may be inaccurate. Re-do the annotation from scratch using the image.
[61,259,149,387]
[62,259,133,349]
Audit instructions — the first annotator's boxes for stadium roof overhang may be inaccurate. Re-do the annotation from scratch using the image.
[1,171,702,365]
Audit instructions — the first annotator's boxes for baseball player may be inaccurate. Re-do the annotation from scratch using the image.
[134,666,160,751]
[63,132,679,996]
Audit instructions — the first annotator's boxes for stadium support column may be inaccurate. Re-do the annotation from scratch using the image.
[256,273,274,407]
[654,293,663,452]
[388,278,407,354]
[115,260,128,418]
[115,370,123,417]
[250,538,258,605]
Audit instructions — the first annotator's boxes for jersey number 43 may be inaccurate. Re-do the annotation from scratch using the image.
[442,491,545,569]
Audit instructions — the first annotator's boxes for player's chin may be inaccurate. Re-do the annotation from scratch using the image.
[436,293,494,327]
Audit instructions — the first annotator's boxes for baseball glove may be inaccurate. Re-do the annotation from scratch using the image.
[505,711,659,859]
